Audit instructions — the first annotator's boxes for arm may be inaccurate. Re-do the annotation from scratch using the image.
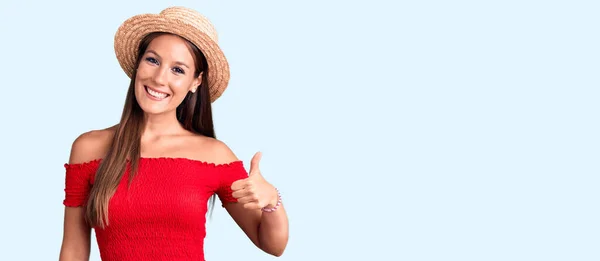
[212,141,289,256]
[225,194,289,256]
[59,130,109,260]
[59,207,92,261]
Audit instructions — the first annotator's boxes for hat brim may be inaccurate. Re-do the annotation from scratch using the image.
[114,13,230,103]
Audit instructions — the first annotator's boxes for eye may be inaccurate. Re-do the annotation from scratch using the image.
[145,57,159,65]
[172,67,185,75]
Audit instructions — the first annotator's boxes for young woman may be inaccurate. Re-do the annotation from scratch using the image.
[58,6,289,261]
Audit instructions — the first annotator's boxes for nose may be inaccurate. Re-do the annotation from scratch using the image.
[151,65,169,86]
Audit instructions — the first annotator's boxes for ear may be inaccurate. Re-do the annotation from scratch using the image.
[190,72,203,93]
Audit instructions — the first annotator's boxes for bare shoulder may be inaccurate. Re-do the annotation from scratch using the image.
[68,125,116,164]
[190,135,240,164]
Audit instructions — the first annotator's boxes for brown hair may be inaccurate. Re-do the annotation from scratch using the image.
[84,32,217,228]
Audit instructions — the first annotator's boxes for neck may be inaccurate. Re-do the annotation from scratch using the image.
[141,111,184,138]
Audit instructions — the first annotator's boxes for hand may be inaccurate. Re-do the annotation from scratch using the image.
[231,152,278,210]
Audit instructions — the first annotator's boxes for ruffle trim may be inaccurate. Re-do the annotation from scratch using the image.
[64,157,244,169]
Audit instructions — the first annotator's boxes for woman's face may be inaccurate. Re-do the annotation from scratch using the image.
[134,34,201,115]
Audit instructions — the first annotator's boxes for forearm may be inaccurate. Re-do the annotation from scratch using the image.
[258,203,289,256]
[59,246,90,261]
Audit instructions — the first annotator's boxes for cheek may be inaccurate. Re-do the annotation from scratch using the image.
[135,65,153,81]
[171,78,193,93]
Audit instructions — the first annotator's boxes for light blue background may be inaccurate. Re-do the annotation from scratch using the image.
[0,0,598,260]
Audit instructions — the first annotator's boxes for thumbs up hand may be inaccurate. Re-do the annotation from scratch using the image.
[231,152,279,210]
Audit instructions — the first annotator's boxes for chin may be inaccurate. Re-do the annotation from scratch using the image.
[134,85,176,115]
[139,104,173,115]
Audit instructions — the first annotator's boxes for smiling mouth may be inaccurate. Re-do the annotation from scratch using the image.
[144,85,170,100]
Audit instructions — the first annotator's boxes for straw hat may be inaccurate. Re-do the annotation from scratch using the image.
[114,6,230,103]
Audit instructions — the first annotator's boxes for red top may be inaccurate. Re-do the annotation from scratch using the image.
[63,157,248,261]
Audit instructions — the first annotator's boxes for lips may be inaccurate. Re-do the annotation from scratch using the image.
[144,85,170,100]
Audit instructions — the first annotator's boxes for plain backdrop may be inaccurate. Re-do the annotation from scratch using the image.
[0,0,598,260]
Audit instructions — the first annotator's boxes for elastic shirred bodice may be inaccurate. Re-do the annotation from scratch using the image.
[63,157,248,261]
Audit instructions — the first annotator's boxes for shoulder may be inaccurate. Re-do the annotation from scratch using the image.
[189,135,240,165]
[68,125,116,164]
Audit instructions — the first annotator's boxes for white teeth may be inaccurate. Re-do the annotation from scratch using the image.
[147,87,168,99]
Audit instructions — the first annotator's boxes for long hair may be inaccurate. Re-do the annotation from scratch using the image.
[84,32,217,228]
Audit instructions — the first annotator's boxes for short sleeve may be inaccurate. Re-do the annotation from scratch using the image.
[216,161,248,206]
[63,160,99,207]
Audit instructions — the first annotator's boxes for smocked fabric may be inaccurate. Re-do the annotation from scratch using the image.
[63,157,248,261]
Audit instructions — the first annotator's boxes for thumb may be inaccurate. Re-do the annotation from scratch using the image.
[249,151,262,176]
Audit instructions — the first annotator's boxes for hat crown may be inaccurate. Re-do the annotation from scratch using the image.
[159,6,219,42]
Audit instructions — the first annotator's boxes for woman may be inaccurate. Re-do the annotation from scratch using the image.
[59,6,289,261]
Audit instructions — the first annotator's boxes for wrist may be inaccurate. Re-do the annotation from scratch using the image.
[262,187,281,212]
[266,188,279,207]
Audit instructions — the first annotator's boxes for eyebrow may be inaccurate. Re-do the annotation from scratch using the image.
[146,50,190,69]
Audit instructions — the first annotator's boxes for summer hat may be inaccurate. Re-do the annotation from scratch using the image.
[114,6,230,103]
